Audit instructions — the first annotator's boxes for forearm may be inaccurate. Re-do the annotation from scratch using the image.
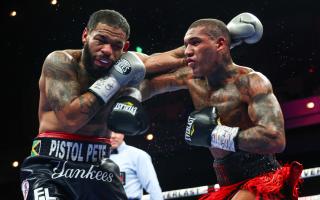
[185,106,285,154]
[138,46,186,74]
[139,78,187,101]
[139,79,158,101]
[237,125,285,154]
[55,92,103,132]
[140,67,189,101]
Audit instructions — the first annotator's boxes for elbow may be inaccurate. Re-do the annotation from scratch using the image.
[139,80,154,101]
[275,136,286,153]
[268,130,286,153]
[272,139,286,154]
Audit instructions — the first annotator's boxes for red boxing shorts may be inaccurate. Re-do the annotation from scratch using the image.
[200,156,303,200]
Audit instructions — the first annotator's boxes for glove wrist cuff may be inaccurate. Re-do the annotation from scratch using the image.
[211,125,239,152]
[88,76,120,103]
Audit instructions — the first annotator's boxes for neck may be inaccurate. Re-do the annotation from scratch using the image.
[206,60,236,89]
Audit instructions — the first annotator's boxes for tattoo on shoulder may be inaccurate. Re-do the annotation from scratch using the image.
[43,51,77,80]
[248,72,273,97]
[44,51,81,111]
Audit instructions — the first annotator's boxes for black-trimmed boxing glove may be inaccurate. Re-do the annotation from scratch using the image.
[88,51,146,104]
[185,107,239,152]
[107,88,149,136]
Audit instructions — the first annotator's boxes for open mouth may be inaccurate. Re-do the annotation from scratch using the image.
[95,58,112,67]
[186,58,195,67]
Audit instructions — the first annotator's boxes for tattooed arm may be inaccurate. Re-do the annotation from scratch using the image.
[139,66,191,101]
[39,51,102,133]
[237,72,286,154]
[135,46,186,74]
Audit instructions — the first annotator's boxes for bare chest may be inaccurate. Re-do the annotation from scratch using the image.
[187,80,249,127]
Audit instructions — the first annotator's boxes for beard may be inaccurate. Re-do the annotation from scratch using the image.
[83,44,111,78]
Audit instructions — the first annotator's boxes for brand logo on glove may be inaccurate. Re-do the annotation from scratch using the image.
[114,102,137,115]
[114,59,131,75]
[185,116,195,141]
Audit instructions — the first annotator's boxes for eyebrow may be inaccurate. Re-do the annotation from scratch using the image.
[95,34,124,45]
[185,36,200,43]
[96,29,126,39]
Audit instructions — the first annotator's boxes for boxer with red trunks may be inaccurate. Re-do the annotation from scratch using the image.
[140,14,303,199]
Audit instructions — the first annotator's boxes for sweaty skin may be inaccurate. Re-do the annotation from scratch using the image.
[38,22,186,138]
[39,49,115,137]
[140,26,285,159]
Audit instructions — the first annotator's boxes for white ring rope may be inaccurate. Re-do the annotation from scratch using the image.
[142,167,320,200]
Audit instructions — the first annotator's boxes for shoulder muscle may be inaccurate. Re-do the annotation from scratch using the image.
[42,51,78,80]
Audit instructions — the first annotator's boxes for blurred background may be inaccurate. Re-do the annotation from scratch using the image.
[2,0,320,199]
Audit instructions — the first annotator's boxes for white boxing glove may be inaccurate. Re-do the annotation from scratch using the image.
[88,51,146,103]
[227,12,263,49]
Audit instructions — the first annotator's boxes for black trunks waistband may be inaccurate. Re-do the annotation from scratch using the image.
[213,151,281,186]
[31,132,111,164]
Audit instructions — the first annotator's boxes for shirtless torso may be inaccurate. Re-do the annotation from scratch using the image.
[38,46,186,137]
[141,63,285,159]
[38,50,115,137]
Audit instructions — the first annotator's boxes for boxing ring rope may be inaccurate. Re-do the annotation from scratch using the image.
[142,167,320,200]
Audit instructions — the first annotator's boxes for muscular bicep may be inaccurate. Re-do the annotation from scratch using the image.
[139,66,191,101]
[248,93,284,133]
[42,51,80,112]
[247,73,284,132]
[238,72,285,153]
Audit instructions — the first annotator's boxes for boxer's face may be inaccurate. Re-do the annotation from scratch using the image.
[110,132,125,149]
[184,26,219,77]
[82,23,129,78]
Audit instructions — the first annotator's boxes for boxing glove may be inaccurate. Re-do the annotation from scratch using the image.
[227,12,263,49]
[185,107,239,152]
[110,51,146,86]
[107,88,149,136]
[88,51,146,103]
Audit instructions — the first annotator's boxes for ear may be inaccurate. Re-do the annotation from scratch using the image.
[82,28,89,44]
[216,37,227,51]
[123,41,130,52]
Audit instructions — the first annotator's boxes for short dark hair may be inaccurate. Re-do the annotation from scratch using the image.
[87,9,130,39]
[188,19,230,45]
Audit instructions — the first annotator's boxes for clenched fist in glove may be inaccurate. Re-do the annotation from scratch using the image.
[107,87,149,136]
[185,107,239,152]
[227,12,263,49]
[88,51,146,104]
